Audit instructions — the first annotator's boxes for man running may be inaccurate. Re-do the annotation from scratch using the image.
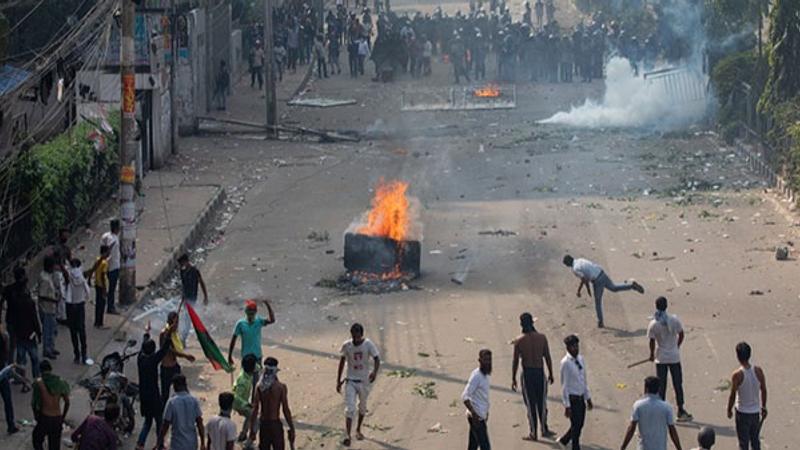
[621,376,683,450]
[648,297,692,422]
[463,349,492,450]
[336,323,380,447]
[727,342,767,450]
[562,254,644,328]
[250,357,295,450]
[558,335,592,449]
[177,253,209,345]
[511,313,554,441]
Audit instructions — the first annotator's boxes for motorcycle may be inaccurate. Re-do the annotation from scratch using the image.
[79,339,140,435]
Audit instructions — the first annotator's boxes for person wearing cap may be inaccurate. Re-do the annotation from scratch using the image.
[562,254,644,328]
[512,312,555,441]
[249,357,295,450]
[336,323,380,447]
[558,335,592,449]
[228,299,276,368]
[691,427,715,450]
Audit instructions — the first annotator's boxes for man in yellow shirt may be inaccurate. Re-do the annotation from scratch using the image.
[89,245,110,328]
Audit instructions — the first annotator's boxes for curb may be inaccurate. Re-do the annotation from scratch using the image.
[145,184,227,291]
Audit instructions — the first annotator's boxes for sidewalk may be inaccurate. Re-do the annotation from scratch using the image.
[0,169,225,448]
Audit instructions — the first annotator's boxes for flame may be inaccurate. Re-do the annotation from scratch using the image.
[358,180,410,242]
[474,84,501,98]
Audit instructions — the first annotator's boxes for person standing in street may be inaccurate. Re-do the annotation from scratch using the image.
[31,360,70,450]
[0,323,21,434]
[214,59,230,111]
[228,299,275,369]
[89,245,110,328]
[511,312,554,441]
[11,267,40,390]
[38,256,61,360]
[558,334,592,449]
[207,392,238,450]
[727,342,767,450]
[336,323,380,447]
[66,258,90,365]
[463,349,492,450]
[100,219,121,315]
[70,403,119,450]
[249,357,295,450]
[233,354,259,446]
[159,374,205,450]
[2,266,31,373]
[177,253,208,345]
[137,322,172,450]
[621,376,683,450]
[648,297,692,422]
[159,311,196,406]
[562,254,644,328]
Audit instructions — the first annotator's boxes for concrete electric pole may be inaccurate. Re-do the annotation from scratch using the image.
[264,0,277,138]
[119,0,137,305]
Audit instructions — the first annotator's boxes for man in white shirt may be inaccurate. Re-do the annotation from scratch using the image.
[647,297,692,422]
[462,349,492,450]
[558,335,592,449]
[206,392,237,450]
[100,219,121,314]
[66,258,90,365]
[562,254,644,328]
[336,323,380,447]
[621,376,683,450]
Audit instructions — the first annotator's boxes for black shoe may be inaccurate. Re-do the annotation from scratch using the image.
[631,281,645,294]
[598,321,605,328]
[8,427,19,435]
[542,429,556,438]
[73,356,81,364]
[107,308,119,315]
[52,350,60,355]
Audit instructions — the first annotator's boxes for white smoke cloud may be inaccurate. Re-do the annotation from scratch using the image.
[539,57,708,130]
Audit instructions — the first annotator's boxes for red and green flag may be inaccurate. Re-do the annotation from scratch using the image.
[185,302,233,372]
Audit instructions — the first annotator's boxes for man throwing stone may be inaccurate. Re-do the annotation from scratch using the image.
[336,323,380,447]
[562,255,644,328]
[511,313,555,441]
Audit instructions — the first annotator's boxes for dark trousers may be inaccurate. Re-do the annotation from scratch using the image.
[559,395,586,450]
[521,367,547,436]
[15,338,40,378]
[94,287,106,327]
[0,378,15,432]
[735,411,762,450]
[259,419,285,450]
[32,415,62,450]
[160,364,181,406]
[107,269,119,312]
[66,303,87,360]
[316,57,328,78]
[467,418,490,450]
[656,363,684,408]
[137,413,163,447]
[288,48,298,71]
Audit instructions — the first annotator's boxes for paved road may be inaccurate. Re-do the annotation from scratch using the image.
[165,54,800,450]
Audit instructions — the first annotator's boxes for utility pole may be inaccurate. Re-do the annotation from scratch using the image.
[170,0,179,154]
[119,0,137,305]
[264,0,277,138]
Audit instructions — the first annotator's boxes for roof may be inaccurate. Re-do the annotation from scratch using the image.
[0,64,31,96]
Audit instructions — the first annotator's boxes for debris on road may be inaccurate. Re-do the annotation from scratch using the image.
[413,381,438,399]
[387,369,416,378]
[478,229,518,237]
[775,246,789,260]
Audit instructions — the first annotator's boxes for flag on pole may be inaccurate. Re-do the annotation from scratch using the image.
[185,302,233,372]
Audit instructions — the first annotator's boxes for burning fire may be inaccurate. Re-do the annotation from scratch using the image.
[358,180,410,242]
[474,84,501,98]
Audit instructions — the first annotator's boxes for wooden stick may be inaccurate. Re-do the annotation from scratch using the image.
[627,358,652,369]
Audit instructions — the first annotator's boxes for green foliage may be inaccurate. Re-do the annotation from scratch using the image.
[8,113,120,246]
[767,98,800,191]
[710,50,766,142]
[758,0,800,113]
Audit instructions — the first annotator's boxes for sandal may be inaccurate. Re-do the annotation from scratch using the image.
[356,431,365,440]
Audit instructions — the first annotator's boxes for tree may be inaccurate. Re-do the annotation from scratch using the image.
[758,0,800,112]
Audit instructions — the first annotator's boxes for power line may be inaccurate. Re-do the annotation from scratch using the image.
[0,0,46,42]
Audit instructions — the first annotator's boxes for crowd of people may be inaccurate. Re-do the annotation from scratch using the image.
[239,0,694,88]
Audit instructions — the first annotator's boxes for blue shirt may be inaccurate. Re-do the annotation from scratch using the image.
[234,316,269,359]
[631,394,675,450]
[163,391,203,450]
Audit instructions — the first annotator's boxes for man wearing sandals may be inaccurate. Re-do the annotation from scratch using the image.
[336,323,380,447]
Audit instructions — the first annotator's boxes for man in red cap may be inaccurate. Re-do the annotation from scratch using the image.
[228,299,275,369]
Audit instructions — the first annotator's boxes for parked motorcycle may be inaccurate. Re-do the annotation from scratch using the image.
[79,339,140,435]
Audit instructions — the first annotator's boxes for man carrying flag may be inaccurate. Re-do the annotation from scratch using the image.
[184,301,234,372]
